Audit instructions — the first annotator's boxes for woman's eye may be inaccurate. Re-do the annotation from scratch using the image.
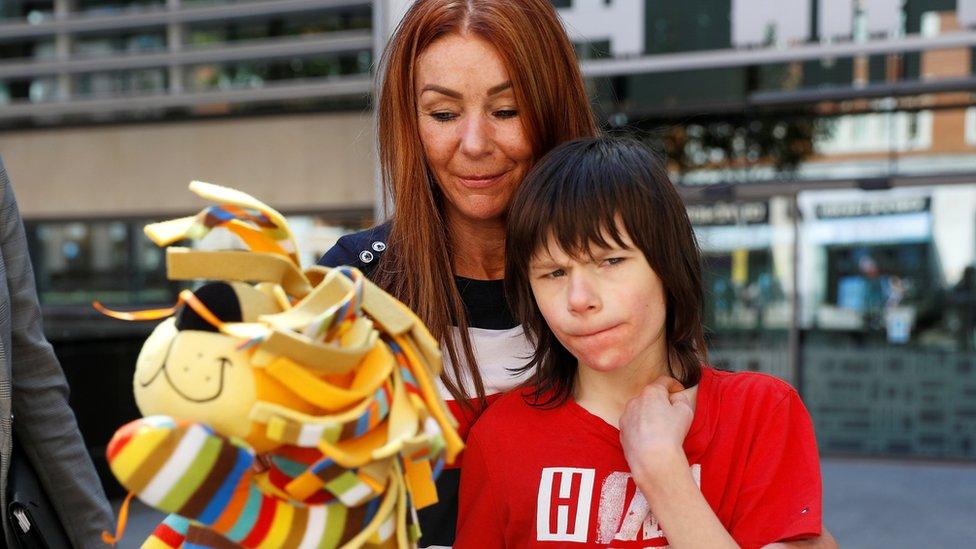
[430,111,458,122]
[493,109,518,119]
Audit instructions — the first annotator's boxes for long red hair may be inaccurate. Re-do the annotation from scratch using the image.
[373,0,598,408]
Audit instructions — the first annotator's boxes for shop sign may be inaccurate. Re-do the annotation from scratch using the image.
[687,201,769,226]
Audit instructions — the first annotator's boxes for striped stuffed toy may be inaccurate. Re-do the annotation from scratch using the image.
[99,182,461,548]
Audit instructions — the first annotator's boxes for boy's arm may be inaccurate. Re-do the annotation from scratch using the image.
[632,447,740,548]
[763,527,838,549]
[622,377,739,548]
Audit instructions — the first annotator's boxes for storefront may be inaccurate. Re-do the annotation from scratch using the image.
[795,185,976,458]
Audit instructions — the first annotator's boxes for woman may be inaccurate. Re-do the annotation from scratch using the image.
[320,1,596,545]
[319,1,834,547]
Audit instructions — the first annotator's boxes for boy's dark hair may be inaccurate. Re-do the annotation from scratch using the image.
[506,136,706,407]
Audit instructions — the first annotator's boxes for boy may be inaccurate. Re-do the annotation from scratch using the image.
[456,137,823,548]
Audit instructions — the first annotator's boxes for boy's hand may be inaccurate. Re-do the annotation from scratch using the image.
[619,375,694,486]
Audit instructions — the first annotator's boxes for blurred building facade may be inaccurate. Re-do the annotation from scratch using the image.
[1,0,975,478]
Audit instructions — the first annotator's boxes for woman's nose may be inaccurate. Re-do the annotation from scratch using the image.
[458,115,492,158]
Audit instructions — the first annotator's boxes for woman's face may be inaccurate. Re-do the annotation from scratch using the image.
[415,33,534,225]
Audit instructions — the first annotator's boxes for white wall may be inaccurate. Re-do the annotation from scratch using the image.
[0,111,376,218]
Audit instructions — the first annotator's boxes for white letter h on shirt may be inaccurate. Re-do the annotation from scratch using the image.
[537,468,596,542]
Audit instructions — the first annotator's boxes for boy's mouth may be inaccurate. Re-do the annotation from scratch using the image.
[573,324,621,338]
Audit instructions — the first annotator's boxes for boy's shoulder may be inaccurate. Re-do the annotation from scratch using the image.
[478,386,549,420]
[469,387,562,439]
[703,366,799,409]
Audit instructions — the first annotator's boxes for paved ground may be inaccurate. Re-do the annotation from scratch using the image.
[110,457,976,548]
[821,458,976,548]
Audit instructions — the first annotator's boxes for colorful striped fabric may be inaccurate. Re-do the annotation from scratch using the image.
[107,417,399,548]
[106,183,460,548]
[302,267,365,342]
[191,204,299,264]
[260,382,394,448]
[143,514,189,548]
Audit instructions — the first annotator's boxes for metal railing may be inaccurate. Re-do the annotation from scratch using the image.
[0,31,372,79]
[580,30,976,77]
[0,0,368,41]
[0,0,374,123]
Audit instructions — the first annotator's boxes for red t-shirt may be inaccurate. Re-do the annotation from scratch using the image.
[456,367,822,548]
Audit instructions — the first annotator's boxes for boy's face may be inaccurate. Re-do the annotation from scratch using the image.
[529,224,668,376]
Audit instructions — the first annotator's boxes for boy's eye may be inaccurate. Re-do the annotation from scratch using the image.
[544,268,566,279]
[602,257,625,267]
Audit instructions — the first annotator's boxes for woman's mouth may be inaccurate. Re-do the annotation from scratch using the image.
[457,172,507,189]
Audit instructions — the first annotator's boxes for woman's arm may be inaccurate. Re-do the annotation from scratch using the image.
[620,377,739,549]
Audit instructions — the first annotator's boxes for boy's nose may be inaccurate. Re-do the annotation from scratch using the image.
[567,273,600,314]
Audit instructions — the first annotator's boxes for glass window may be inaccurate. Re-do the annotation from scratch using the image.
[75,0,164,16]
[797,184,976,459]
[286,213,374,269]
[183,6,372,46]
[73,69,167,98]
[26,220,180,307]
[73,31,167,56]
[1,0,54,22]
[183,50,371,93]
[691,197,797,384]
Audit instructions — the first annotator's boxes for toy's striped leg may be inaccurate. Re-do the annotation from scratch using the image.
[107,416,257,521]
[142,514,190,549]
[108,416,401,548]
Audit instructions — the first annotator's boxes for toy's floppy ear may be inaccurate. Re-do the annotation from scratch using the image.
[144,180,300,267]
[175,281,282,332]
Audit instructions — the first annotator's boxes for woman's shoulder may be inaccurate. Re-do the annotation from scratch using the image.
[317,222,391,273]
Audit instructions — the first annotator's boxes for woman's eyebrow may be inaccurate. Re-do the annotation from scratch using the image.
[419,81,511,99]
[487,81,512,95]
[420,84,462,99]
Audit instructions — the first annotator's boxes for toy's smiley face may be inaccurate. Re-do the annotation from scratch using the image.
[132,282,281,440]
[134,318,258,439]
[140,328,238,403]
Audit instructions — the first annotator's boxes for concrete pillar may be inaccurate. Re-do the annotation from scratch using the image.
[167,0,184,94]
[54,0,74,101]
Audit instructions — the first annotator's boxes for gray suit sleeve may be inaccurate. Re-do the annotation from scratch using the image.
[0,173,115,547]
